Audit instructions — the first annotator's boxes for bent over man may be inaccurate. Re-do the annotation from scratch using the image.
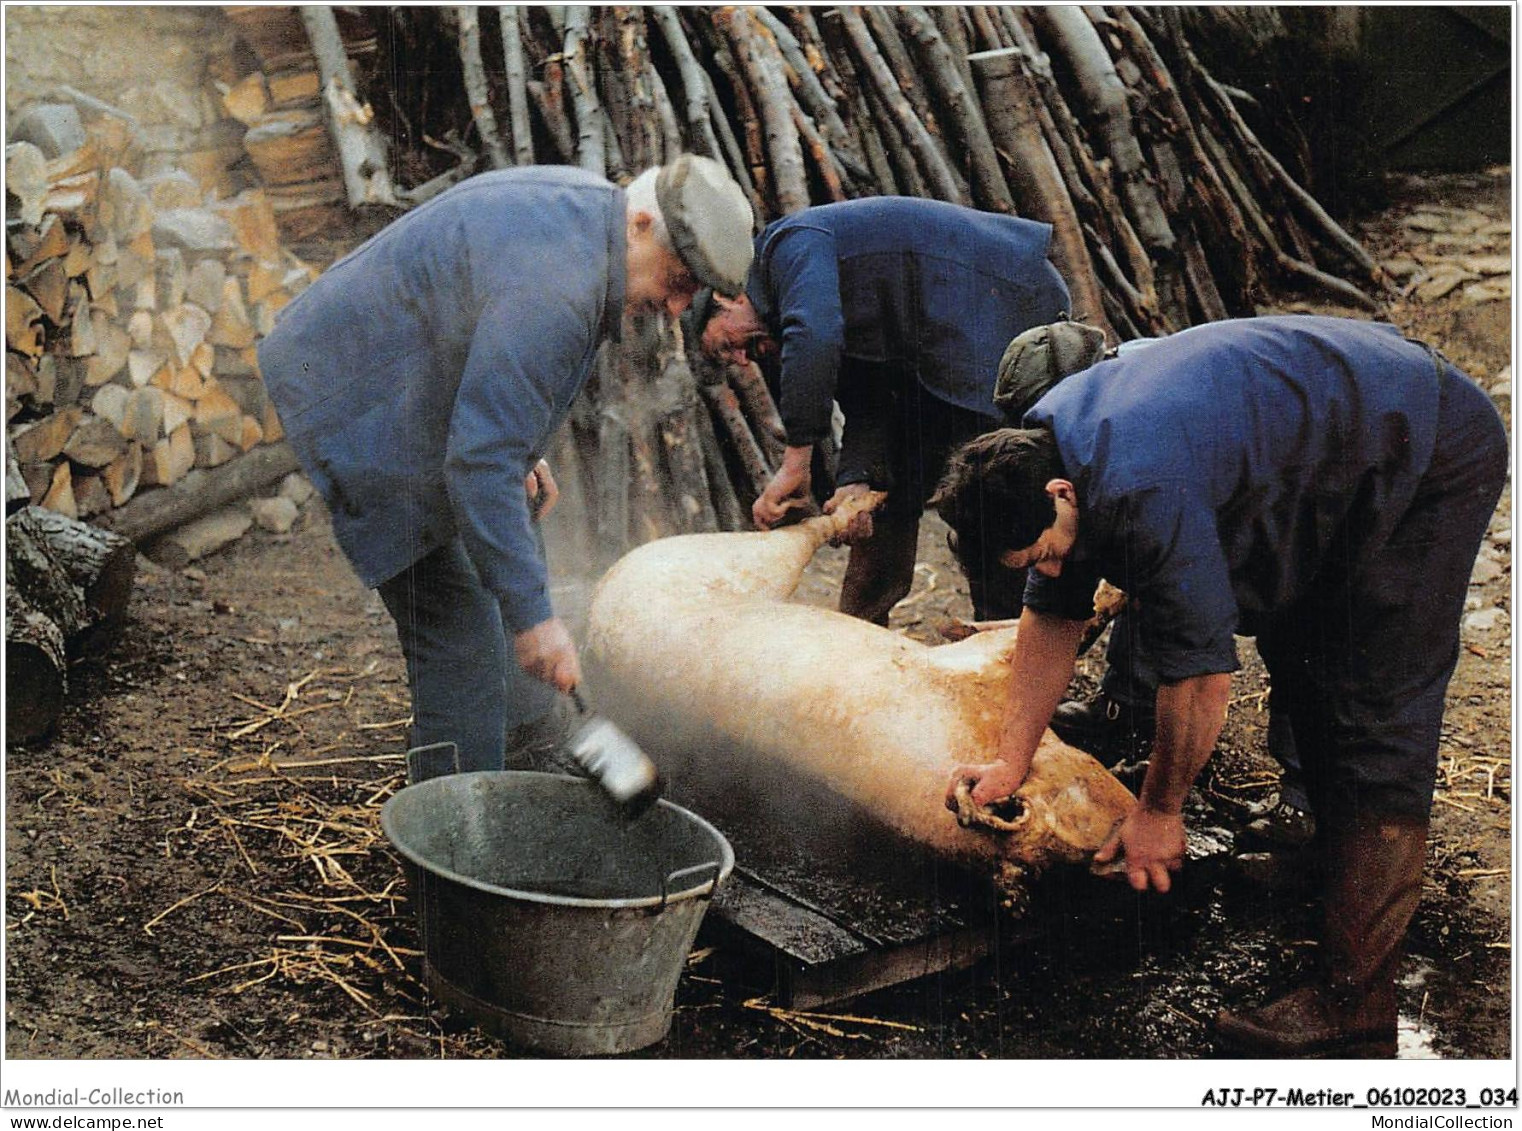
[259,159,752,773]
[932,315,1506,1056]
[694,197,1072,624]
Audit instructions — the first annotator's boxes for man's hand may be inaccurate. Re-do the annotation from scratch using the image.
[1092,806,1185,893]
[944,756,1030,812]
[822,483,875,545]
[514,617,581,692]
[753,453,812,529]
[525,459,559,521]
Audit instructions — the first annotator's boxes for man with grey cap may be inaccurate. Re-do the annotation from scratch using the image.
[692,197,1072,625]
[259,157,752,773]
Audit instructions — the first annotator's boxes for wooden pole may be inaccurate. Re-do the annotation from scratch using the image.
[497,7,535,164]
[298,5,398,207]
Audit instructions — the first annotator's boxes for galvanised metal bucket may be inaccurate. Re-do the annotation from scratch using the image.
[380,754,732,1056]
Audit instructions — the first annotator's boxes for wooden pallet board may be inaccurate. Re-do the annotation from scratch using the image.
[662,755,1001,1008]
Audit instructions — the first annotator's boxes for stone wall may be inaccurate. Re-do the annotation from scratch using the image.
[5,5,248,187]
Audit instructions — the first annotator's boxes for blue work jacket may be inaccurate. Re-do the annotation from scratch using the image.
[1023,316,1447,681]
[745,198,1071,446]
[258,167,626,632]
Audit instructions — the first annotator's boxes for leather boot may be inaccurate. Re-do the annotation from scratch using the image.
[1236,796,1318,852]
[1216,815,1428,1058]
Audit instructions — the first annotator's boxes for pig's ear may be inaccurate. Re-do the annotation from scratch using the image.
[952,786,1029,836]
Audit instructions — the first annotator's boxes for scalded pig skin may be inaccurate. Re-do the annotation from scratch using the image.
[584,504,1136,878]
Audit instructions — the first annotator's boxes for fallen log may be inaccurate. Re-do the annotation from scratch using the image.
[585,493,1136,906]
[97,440,299,544]
[16,505,135,628]
[7,584,67,743]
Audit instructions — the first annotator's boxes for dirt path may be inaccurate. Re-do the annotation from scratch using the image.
[5,170,1510,1061]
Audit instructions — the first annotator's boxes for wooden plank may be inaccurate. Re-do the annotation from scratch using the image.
[703,872,997,1009]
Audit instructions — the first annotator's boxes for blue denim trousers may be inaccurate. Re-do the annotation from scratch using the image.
[376,537,556,773]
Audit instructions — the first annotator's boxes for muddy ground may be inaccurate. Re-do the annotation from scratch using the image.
[4,169,1512,1062]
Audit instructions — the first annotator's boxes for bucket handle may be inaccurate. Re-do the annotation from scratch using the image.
[407,742,461,785]
[658,861,722,909]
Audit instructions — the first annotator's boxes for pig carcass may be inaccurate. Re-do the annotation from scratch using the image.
[583,497,1136,904]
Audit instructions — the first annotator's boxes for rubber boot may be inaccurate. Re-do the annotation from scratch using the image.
[1216,815,1428,1058]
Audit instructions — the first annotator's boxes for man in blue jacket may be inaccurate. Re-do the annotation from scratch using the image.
[259,158,753,773]
[693,197,1072,625]
[932,315,1506,1057]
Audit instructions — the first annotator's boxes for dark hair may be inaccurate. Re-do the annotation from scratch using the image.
[929,428,1064,573]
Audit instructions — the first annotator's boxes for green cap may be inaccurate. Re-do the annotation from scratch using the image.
[655,155,754,294]
[993,320,1108,421]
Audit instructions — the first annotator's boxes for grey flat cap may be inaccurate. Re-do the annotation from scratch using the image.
[993,319,1108,420]
[656,155,754,294]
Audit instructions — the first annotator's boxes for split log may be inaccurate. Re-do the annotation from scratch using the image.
[63,415,128,469]
[141,424,197,490]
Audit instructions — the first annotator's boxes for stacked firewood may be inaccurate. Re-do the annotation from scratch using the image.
[283,5,1390,553]
[5,454,135,741]
[212,5,1391,556]
[6,116,315,523]
[4,95,333,736]
[221,6,397,241]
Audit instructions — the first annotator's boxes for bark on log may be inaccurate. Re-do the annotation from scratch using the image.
[1033,7,1175,257]
[694,393,748,531]
[299,6,398,208]
[144,504,253,570]
[729,363,788,469]
[97,440,300,543]
[756,8,869,187]
[790,101,849,204]
[971,48,1110,334]
[497,7,535,164]
[896,6,1014,215]
[931,7,978,97]
[652,7,722,161]
[563,8,608,177]
[837,8,964,204]
[7,432,31,515]
[17,505,135,628]
[456,6,510,169]
[7,507,90,643]
[718,9,809,214]
[7,584,67,743]
[699,381,772,503]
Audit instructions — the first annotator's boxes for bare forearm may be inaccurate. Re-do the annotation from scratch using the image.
[1137,673,1232,815]
[996,608,1085,777]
